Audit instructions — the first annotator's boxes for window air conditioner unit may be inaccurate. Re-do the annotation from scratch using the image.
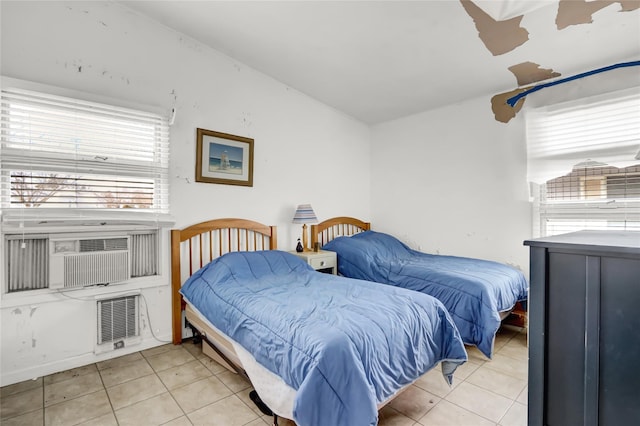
[49,236,131,290]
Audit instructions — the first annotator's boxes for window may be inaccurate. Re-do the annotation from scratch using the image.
[1,86,169,219]
[526,88,640,237]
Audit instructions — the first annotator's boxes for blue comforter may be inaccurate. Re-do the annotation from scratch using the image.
[180,250,467,426]
[322,231,529,358]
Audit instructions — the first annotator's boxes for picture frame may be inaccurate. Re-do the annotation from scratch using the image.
[195,128,254,187]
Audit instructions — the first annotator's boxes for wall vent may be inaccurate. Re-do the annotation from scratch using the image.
[96,294,140,353]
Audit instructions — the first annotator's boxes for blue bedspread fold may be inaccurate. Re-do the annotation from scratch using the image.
[180,250,467,426]
[322,231,529,358]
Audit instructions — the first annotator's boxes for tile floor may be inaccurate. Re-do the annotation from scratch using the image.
[0,327,528,426]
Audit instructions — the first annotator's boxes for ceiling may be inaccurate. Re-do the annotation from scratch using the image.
[120,0,640,124]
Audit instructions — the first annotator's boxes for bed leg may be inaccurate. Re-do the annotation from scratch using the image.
[185,321,201,344]
[273,414,278,426]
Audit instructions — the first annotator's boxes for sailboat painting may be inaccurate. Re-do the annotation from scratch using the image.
[196,128,254,187]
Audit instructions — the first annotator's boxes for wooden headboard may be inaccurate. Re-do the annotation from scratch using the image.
[170,218,277,344]
[310,216,371,248]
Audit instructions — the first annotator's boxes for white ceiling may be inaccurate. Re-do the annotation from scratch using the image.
[120,0,640,124]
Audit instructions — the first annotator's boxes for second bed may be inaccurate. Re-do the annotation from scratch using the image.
[311,216,529,359]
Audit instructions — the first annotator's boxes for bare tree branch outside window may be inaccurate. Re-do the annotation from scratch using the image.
[10,172,69,207]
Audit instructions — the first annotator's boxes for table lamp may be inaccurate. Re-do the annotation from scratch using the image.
[292,204,318,252]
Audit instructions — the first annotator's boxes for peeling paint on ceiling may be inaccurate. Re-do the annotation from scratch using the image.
[492,0,640,123]
[460,0,529,56]
[556,0,639,30]
[508,62,561,86]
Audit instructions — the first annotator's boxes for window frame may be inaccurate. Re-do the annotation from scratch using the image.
[0,77,171,225]
[526,86,640,237]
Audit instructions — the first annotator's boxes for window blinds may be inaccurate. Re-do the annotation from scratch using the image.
[526,87,640,236]
[525,87,640,184]
[0,87,170,216]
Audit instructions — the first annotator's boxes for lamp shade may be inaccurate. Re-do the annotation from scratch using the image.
[292,204,318,224]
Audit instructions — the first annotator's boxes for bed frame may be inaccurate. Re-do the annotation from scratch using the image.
[310,216,370,248]
[170,217,421,424]
[171,218,277,345]
[171,218,283,422]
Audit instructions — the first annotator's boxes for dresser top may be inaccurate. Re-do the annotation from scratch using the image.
[524,230,640,253]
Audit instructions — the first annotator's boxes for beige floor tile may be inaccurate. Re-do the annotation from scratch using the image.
[450,359,482,380]
[418,399,496,426]
[445,381,512,423]
[215,370,251,393]
[115,392,184,426]
[233,387,273,423]
[100,357,155,388]
[0,327,528,426]
[378,405,416,426]
[163,415,194,426]
[183,341,207,360]
[465,365,527,400]
[516,386,528,405]
[465,345,490,363]
[413,367,459,398]
[244,418,271,426]
[158,360,212,390]
[44,389,112,426]
[388,385,441,421]
[142,343,182,358]
[497,338,528,361]
[199,355,228,375]
[0,377,42,398]
[171,376,233,413]
[44,371,104,407]
[96,352,144,371]
[77,411,118,425]
[483,353,528,381]
[494,328,518,351]
[1,408,43,426]
[106,373,166,410]
[187,394,258,426]
[146,347,196,372]
[0,387,43,420]
[43,364,98,385]
[499,402,527,426]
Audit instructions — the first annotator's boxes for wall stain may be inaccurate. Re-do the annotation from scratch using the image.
[490,88,530,123]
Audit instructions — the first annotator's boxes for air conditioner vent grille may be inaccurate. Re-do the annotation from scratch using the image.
[98,295,139,345]
[64,251,129,288]
[80,238,128,252]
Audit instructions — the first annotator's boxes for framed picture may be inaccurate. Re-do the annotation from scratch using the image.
[195,128,254,187]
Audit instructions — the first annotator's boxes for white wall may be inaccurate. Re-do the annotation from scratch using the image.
[0,1,370,385]
[371,96,531,272]
[370,62,640,275]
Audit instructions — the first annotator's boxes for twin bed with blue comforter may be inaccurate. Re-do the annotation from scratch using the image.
[312,218,529,359]
[171,218,467,426]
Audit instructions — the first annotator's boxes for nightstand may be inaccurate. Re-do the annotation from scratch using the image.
[290,250,337,274]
